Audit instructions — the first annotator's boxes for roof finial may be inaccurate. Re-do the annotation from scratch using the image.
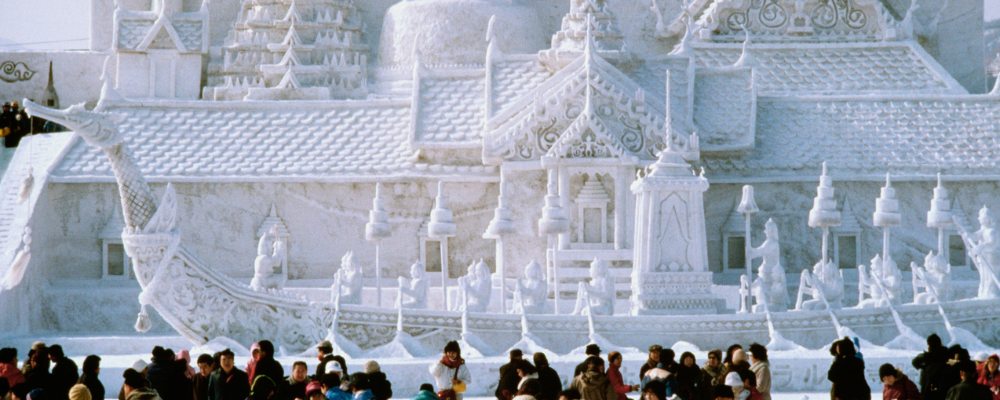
[669,10,694,56]
[734,23,754,67]
[584,13,596,60]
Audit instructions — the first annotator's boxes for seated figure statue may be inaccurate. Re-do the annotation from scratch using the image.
[332,251,363,305]
[749,219,789,312]
[795,260,844,311]
[250,225,286,291]
[858,254,903,308]
[458,259,492,312]
[512,260,548,314]
[912,251,953,304]
[397,261,429,309]
[966,207,1000,299]
[571,258,615,316]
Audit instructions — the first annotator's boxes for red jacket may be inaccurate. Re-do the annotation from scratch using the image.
[977,367,1000,400]
[0,363,25,387]
[883,374,922,400]
[607,364,631,400]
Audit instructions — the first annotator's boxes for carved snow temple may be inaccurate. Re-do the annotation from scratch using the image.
[2,0,1000,352]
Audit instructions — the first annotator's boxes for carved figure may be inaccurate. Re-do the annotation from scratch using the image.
[250,225,286,290]
[749,219,788,312]
[858,254,903,308]
[333,251,364,304]
[964,207,1000,299]
[512,260,548,314]
[912,251,953,304]
[572,258,615,316]
[458,259,492,312]
[795,260,844,311]
[397,261,429,309]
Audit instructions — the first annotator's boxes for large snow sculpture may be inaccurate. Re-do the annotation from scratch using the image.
[458,259,492,312]
[750,219,788,312]
[397,261,429,309]
[927,174,953,255]
[512,260,548,314]
[960,207,1000,299]
[572,258,615,315]
[250,225,287,290]
[912,251,953,304]
[333,251,364,304]
[858,254,903,308]
[795,260,844,311]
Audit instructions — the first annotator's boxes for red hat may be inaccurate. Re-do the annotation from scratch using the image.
[306,381,323,396]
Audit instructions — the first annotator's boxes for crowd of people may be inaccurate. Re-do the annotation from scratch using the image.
[0,335,997,400]
[0,100,65,149]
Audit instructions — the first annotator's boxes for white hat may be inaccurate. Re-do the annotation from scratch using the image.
[974,352,990,362]
[327,361,342,375]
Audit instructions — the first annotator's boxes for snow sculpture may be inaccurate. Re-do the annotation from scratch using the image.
[333,251,363,305]
[250,225,287,290]
[912,251,953,304]
[808,162,842,272]
[512,260,547,314]
[366,183,392,307]
[750,219,788,312]
[958,207,1000,299]
[927,174,953,255]
[858,254,903,308]
[572,258,615,316]
[795,260,844,311]
[396,261,429,310]
[428,182,457,309]
[537,170,570,314]
[737,185,760,312]
[458,259,492,312]
[483,174,516,313]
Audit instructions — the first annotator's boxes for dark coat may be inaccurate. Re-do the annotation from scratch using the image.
[251,358,284,388]
[79,373,106,400]
[280,376,310,400]
[675,364,702,400]
[884,374,921,400]
[51,357,80,400]
[146,358,189,400]
[914,347,952,400]
[208,368,251,400]
[497,362,522,400]
[536,366,561,400]
[827,355,871,400]
[944,381,993,400]
[368,371,392,400]
[193,374,211,400]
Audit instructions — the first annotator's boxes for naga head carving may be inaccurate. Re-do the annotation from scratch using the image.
[23,99,127,148]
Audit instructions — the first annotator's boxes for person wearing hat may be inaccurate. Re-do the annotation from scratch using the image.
[320,369,349,400]
[123,368,159,400]
[640,346,662,383]
[574,345,602,378]
[207,349,249,400]
[68,384,91,400]
[363,361,391,400]
[496,350,524,400]
[314,342,348,381]
[945,361,991,400]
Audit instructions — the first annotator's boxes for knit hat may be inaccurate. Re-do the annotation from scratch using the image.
[305,382,323,397]
[68,384,91,400]
[648,345,663,353]
[364,361,380,373]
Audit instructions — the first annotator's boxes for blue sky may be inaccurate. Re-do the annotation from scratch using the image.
[0,0,998,50]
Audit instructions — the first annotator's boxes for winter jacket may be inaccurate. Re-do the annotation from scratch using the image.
[674,364,702,400]
[828,355,871,400]
[411,390,439,400]
[536,366,561,400]
[570,371,619,400]
[749,360,771,400]
[429,360,472,392]
[606,364,631,400]
[325,387,351,400]
[251,358,284,388]
[1,363,26,388]
[127,387,164,400]
[519,375,539,392]
[945,381,993,400]
[280,376,310,400]
[640,360,658,384]
[78,373,106,400]
[977,368,1000,400]
[147,358,190,400]
[641,365,676,396]
[497,362,522,400]
[192,374,211,400]
[353,389,375,400]
[51,357,80,400]
[207,368,250,400]
[367,371,392,400]
[883,373,921,400]
[914,347,952,400]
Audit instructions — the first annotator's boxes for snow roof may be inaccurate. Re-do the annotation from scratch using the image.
[50,100,498,182]
[414,72,485,147]
[491,56,551,113]
[702,96,1000,180]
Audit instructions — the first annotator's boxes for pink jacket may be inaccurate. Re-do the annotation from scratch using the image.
[607,364,631,400]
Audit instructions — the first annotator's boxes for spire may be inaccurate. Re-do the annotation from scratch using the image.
[669,10,693,56]
[281,23,303,46]
[277,68,301,89]
[734,25,754,67]
[281,0,302,23]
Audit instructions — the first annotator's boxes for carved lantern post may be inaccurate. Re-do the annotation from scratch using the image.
[366,183,392,307]
[428,182,457,310]
[927,173,952,256]
[484,173,516,313]
[808,162,841,267]
[538,169,570,314]
[737,185,759,312]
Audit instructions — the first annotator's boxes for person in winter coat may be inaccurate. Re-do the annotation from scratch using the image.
[69,383,91,400]
[48,346,79,400]
[880,364,921,400]
[737,371,761,400]
[641,380,666,400]
[320,372,349,400]
[515,379,542,400]
[314,343,348,381]
[748,344,771,400]
[24,351,52,393]
[945,362,992,400]
[723,346,743,372]
[702,350,725,399]
[77,356,104,400]
[0,348,25,388]
[251,341,284,388]
[827,338,871,400]
[606,352,636,400]
[914,334,952,400]
[641,350,677,397]
[570,357,618,400]
[193,355,214,400]
[123,369,161,400]
[675,352,702,400]
[146,347,186,400]
[575,346,603,379]
[280,362,311,400]
[429,342,472,400]
[207,349,250,400]
[412,384,439,400]
[516,361,539,393]
[347,373,373,400]
[640,347,663,384]
[497,351,525,400]
[977,355,1000,400]
[533,353,561,400]
[363,362,391,400]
